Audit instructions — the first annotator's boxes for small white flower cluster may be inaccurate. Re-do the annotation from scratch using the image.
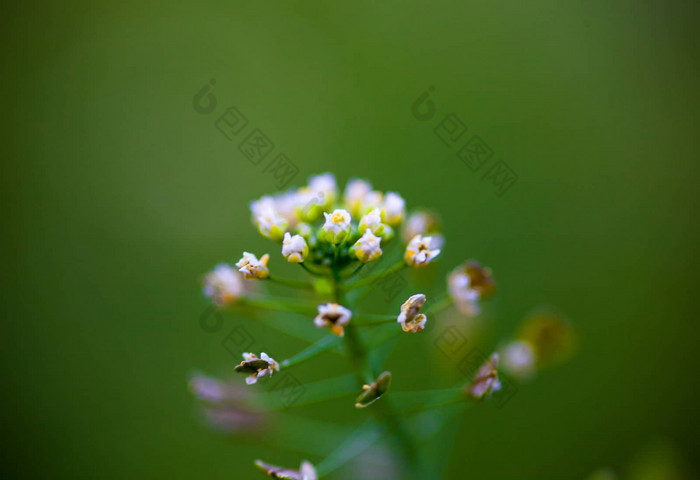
[245,174,443,270]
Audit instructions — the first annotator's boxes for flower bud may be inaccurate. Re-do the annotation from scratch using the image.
[320,209,352,244]
[382,192,405,226]
[352,230,383,263]
[281,232,309,263]
[203,263,245,306]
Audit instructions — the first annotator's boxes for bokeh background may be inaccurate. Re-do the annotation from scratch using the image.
[2,0,698,478]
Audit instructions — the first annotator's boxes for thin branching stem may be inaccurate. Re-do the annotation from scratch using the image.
[237,296,316,315]
[299,262,326,277]
[266,275,314,290]
[343,260,407,291]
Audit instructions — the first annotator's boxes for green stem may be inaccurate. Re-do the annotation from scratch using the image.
[266,275,314,290]
[237,296,316,315]
[343,260,406,291]
[281,334,343,368]
[341,262,365,280]
[334,270,422,477]
[299,262,326,277]
[353,313,396,326]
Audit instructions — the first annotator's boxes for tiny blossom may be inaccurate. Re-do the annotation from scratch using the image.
[314,303,352,337]
[236,252,270,280]
[502,340,536,380]
[235,352,279,385]
[189,373,265,433]
[343,178,372,217]
[254,204,288,242]
[281,232,309,263]
[464,353,501,400]
[255,460,317,480]
[382,191,405,226]
[404,235,441,267]
[397,293,427,333]
[308,172,338,205]
[448,260,495,316]
[360,190,384,215]
[203,263,245,306]
[321,209,352,244]
[359,208,383,234]
[353,230,383,263]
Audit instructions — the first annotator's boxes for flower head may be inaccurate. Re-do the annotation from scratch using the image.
[203,263,245,306]
[352,230,383,263]
[320,209,352,244]
[448,260,495,316]
[464,353,501,400]
[314,303,352,337]
[382,192,405,226]
[404,235,441,267]
[236,252,270,280]
[397,293,427,333]
[235,352,279,385]
[281,232,309,263]
[255,460,317,480]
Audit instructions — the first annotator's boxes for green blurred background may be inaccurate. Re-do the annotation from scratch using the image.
[2,0,698,478]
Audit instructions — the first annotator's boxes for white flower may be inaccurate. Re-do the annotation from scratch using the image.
[464,353,501,400]
[236,352,279,385]
[353,230,383,263]
[343,178,372,216]
[448,261,496,316]
[321,209,352,244]
[402,210,441,243]
[203,263,245,306]
[308,172,337,205]
[255,460,317,480]
[236,252,270,280]
[502,340,536,380]
[281,232,309,263]
[360,190,384,215]
[397,294,427,333]
[448,272,480,315]
[382,192,405,226]
[404,235,441,267]
[314,303,352,337]
[253,204,288,242]
[358,207,381,233]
